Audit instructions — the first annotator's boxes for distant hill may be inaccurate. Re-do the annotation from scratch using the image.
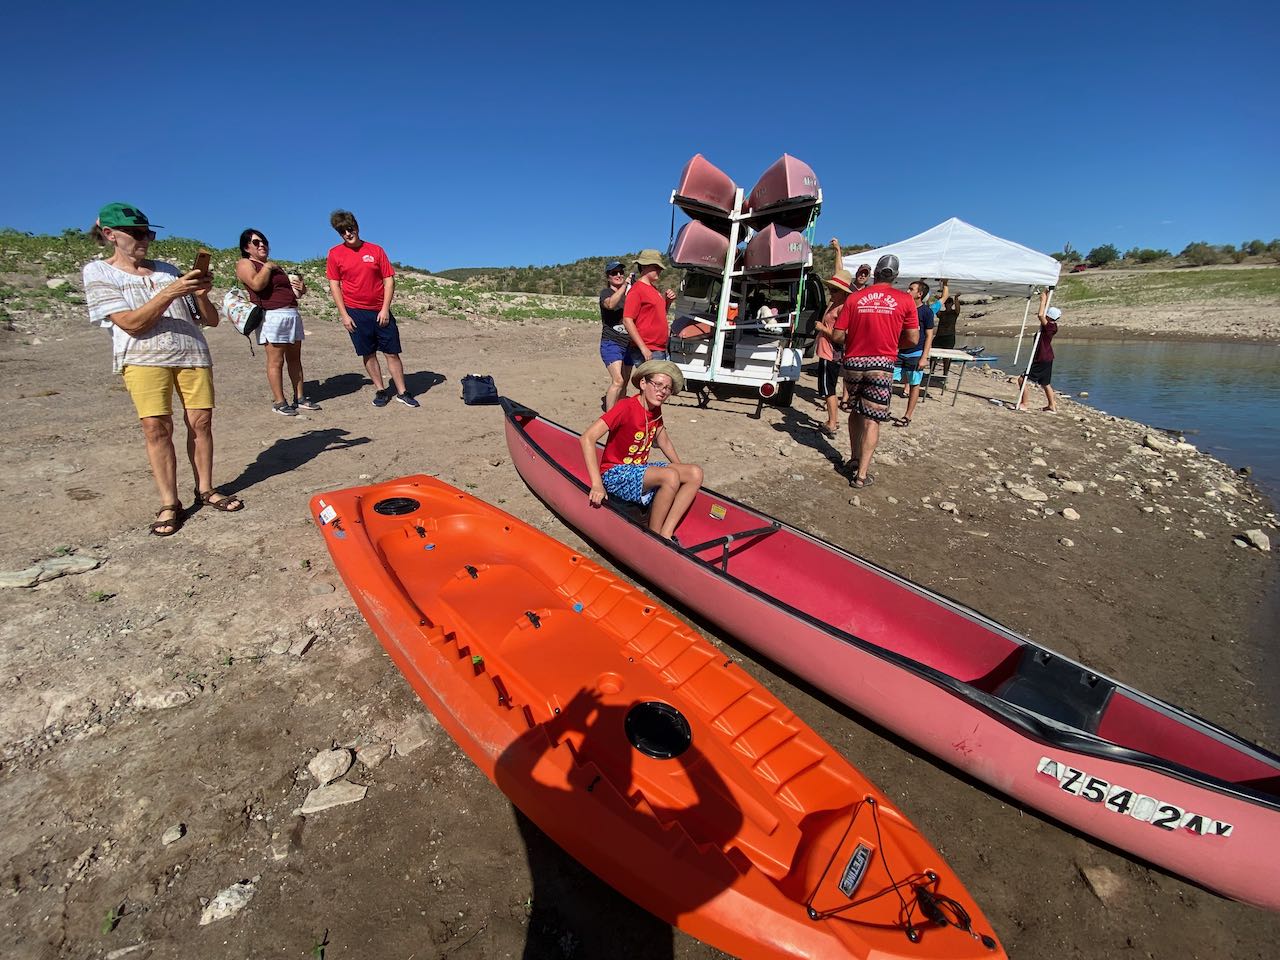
[436,240,876,296]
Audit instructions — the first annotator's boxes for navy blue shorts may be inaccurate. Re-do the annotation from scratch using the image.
[626,346,668,366]
[346,308,402,357]
[600,338,629,366]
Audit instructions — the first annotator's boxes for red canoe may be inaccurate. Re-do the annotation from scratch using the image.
[671,219,732,274]
[743,223,811,272]
[673,153,738,229]
[744,154,821,228]
[310,476,1004,959]
[500,399,1280,911]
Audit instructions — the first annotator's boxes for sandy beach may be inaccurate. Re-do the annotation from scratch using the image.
[1,272,1277,959]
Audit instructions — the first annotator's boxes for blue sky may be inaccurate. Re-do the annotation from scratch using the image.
[3,1,1276,269]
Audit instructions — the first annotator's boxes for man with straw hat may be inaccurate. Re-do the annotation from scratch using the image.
[579,359,703,541]
[620,249,678,367]
[812,268,854,439]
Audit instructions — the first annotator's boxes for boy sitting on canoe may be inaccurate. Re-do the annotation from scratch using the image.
[580,359,704,540]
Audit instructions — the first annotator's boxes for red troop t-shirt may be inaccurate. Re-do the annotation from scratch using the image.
[623,281,670,351]
[833,283,919,359]
[326,241,395,310]
[599,395,663,472]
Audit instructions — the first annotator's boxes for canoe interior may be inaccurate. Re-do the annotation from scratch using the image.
[514,411,1280,799]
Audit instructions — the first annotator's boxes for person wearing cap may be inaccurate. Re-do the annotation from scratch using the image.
[597,259,633,411]
[812,269,853,439]
[620,249,678,366]
[829,238,872,292]
[579,359,703,541]
[82,202,243,537]
[831,254,919,488]
[1016,289,1061,412]
[325,209,419,409]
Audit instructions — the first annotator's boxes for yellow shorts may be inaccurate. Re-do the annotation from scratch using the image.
[121,365,215,419]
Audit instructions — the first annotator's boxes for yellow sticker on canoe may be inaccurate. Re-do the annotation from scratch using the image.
[708,503,727,521]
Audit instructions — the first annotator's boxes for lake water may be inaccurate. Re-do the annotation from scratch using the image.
[963,335,1280,505]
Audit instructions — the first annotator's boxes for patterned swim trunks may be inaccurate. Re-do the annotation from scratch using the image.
[841,355,895,422]
[602,461,669,506]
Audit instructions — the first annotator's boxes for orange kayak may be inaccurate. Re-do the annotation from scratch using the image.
[310,476,1005,960]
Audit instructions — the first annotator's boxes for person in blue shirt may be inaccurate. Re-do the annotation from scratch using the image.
[893,280,939,427]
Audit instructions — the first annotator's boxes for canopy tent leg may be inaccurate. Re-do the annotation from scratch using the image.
[1011,291,1034,367]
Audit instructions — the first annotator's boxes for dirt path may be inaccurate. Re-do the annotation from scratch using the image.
[1,289,1277,959]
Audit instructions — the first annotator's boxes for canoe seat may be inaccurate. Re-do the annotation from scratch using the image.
[994,649,1114,733]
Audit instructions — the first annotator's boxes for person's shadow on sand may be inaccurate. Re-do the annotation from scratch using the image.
[223,428,371,495]
[495,687,742,959]
[404,370,446,396]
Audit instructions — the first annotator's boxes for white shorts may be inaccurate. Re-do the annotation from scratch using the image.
[258,306,304,345]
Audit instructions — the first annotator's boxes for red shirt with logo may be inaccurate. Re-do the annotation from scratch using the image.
[833,283,919,358]
[326,241,395,310]
[623,281,670,350]
[599,395,663,472]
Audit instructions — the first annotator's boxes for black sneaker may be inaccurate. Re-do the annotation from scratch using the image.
[394,392,420,408]
[372,388,392,408]
[272,401,298,417]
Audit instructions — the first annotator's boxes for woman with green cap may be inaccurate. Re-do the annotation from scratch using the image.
[83,202,243,537]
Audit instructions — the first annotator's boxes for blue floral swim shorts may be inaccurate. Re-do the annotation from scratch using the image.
[602,461,669,506]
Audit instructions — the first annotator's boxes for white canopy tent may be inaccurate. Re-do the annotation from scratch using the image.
[841,217,1062,368]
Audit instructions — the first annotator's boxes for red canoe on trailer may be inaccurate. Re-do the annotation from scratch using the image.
[743,223,811,272]
[671,219,732,273]
[310,476,1005,960]
[500,399,1280,911]
[673,153,737,229]
[745,154,821,227]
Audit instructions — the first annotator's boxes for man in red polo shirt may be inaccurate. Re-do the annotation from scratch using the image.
[621,249,678,366]
[325,209,417,408]
[832,254,918,488]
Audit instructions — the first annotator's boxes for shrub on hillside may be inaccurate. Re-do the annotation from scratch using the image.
[1086,244,1119,266]
[1180,242,1220,266]
[1244,239,1266,257]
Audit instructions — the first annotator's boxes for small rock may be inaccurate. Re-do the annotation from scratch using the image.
[394,717,438,757]
[847,496,860,507]
[199,877,258,925]
[299,780,367,815]
[288,634,316,657]
[1059,480,1085,494]
[877,453,901,467]
[939,502,959,514]
[1061,508,1080,521]
[133,687,196,711]
[356,741,392,769]
[778,445,791,458]
[269,637,292,655]
[1112,527,1124,534]
[307,581,336,596]
[789,474,804,481]
[106,946,146,960]
[1030,457,1047,467]
[1143,434,1175,453]
[308,748,353,785]
[46,277,69,290]
[1078,391,1089,398]
[161,823,186,846]
[1192,530,1206,539]
[1141,505,1155,514]
[1240,530,1271,552]
[965,530,990,538]
[886,496,899,505]
[1008,484,1049,503]
[1079,864,1124,903]
[1059,537,1075,547]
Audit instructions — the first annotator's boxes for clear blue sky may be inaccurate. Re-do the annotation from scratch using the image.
[3,1,1276,270]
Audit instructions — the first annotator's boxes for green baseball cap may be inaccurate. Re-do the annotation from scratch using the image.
[97,202,162,230]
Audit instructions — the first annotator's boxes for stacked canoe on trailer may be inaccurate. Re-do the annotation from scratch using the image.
[311,476,1005,959]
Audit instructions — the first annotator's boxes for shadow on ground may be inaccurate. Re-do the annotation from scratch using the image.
[224,428,372,494]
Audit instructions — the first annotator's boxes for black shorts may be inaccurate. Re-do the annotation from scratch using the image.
[1026,360,1053,385]
[932,333,956,350]
[816,358,841,398]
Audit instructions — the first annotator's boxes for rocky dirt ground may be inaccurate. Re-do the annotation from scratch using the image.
[1,270,1277,960]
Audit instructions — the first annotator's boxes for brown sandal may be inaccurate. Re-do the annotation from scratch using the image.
[195,488,244,512]
[150,504,184,537]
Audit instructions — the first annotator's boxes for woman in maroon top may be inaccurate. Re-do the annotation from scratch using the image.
[235,228,318,416]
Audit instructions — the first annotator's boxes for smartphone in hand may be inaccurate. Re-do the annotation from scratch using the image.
[192,249,212,275]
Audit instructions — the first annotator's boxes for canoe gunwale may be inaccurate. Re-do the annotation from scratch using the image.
[499,398,1280,815]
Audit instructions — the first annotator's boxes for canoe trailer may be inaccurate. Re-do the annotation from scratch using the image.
[667,154,826,411]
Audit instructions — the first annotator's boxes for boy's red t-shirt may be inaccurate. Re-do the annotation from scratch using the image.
[833,283,919,358]
[326,241,395,310]
[623,281,670,350]
[599,395,663,471]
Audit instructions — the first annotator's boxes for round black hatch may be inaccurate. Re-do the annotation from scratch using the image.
[373,497,420,516]
[625,701,692,760]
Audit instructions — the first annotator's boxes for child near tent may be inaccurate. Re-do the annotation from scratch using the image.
[1016,289,1061,412]
[580,359,704,541]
